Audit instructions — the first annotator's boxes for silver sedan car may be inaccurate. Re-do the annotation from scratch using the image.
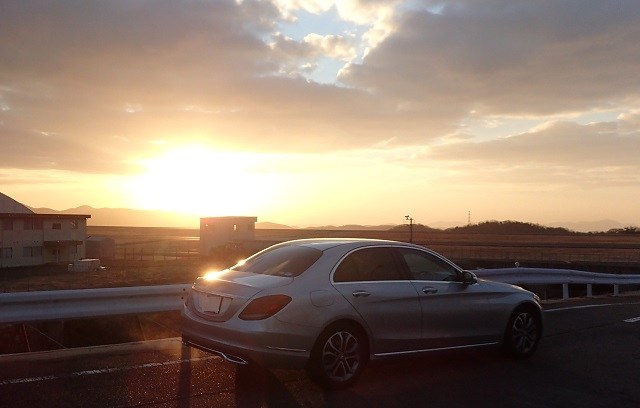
[181,239,543,388]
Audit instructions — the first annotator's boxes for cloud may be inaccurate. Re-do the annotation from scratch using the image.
[269,32,355,63]
[0,0,452,175]
[272,0,333,16]
[1,0,640,179]
[422,118,640,187]
[0,124,141,174]
[303,33,357,60]
[268,31,357,79]
[341,0,640,116]
[0,0,282,170]
[431,120,640,166]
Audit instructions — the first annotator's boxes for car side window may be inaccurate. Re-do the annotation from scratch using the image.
[334,247,406,282]
[397,248,459,281]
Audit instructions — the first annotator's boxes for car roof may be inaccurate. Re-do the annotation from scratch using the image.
[278,238,420,252]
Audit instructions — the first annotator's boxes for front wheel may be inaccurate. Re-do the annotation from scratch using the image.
[308,324,367,389]
[504,308,541,358]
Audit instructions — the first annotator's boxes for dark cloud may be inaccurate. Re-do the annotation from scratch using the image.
[342,0,640,116]
[0,0,281,111]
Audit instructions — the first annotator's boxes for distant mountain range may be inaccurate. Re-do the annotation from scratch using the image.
[28,205,632,233]
[30,205,200,228]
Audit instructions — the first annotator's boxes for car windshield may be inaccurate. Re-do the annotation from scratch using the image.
[232,245,323,277]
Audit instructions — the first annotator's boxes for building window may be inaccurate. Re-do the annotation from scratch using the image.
[1,247,12,259]
[24,219,44,230]
[52,223,62,230]
[2,219,13,231]
[23,246,43,257]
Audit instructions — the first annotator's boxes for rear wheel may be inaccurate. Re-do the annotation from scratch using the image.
[308,324,367,389]
[504,307,541,358]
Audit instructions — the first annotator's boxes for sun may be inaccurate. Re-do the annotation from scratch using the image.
[127,145,276,216]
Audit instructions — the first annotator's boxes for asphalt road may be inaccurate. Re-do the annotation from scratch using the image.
[1,296,640,408]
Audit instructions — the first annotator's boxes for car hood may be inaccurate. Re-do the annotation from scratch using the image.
[476,278,533,295]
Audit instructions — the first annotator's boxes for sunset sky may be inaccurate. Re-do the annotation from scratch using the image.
[1,1,639,229]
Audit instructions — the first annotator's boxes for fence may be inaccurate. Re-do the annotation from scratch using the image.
[115,246,199,261]
[428,243,640,266]
[474,267,640,300]
[2,268,640,324]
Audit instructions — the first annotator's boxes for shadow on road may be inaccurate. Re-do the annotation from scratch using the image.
[235,364,302,408]
[176,345,192,408]
[229,350,506,407]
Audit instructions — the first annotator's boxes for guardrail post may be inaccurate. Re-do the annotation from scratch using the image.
[614,284,620,296]
[587,284,593,298]
[562,284,569,300]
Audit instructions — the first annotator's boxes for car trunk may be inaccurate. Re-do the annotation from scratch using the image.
[189,270,293,322]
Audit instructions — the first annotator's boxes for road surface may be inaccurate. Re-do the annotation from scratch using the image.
[1,296,640,407]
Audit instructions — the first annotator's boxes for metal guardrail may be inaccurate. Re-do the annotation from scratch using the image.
[474,268,640,299]
[1,268,640,325]
[0,284,191,324]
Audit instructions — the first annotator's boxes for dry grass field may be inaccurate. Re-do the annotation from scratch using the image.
[1,226,639,293]
[254,228,640,271]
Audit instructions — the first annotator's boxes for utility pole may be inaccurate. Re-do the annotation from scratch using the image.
[405,215,414,243]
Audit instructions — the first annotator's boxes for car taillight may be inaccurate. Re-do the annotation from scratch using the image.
[238,295,292,321]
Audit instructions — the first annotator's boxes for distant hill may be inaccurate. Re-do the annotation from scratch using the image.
[256,222,292,229]
[391,220,639,235]
[388,224,441,233]
[446,220,573,234]
[30,206,199,228]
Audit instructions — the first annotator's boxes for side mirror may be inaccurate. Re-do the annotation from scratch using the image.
[460,270,477,285]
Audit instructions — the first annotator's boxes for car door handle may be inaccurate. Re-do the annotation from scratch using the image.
[422,287,438,294]
[352,290,371,298]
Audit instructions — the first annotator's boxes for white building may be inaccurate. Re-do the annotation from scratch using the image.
[200,216,257,256]
[0,192,90,268]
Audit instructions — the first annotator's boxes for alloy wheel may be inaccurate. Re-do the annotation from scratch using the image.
[321,330,362,383]
[511,311,539,355]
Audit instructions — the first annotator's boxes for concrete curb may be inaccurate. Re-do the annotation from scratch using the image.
[0,337,184,364]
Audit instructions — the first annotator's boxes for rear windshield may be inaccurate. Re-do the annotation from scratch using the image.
[232,245,323,277]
